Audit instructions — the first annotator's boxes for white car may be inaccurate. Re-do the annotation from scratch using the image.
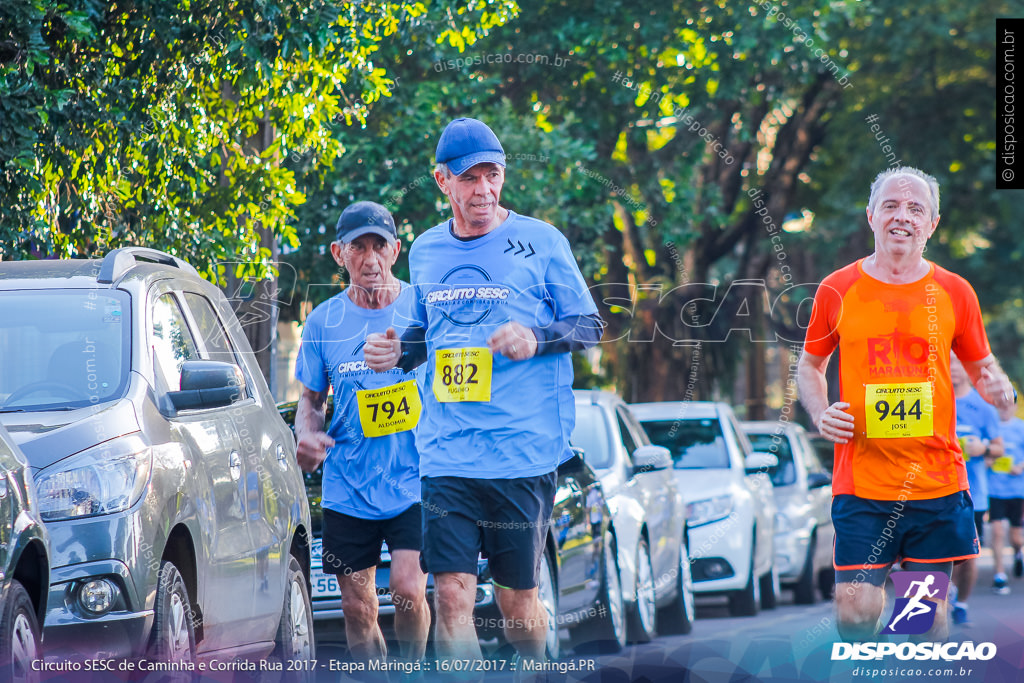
[571,390,695,644]
[742,421,835,604]
[630,401,778,616]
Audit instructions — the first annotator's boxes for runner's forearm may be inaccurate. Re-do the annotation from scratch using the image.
[530,313,604,356]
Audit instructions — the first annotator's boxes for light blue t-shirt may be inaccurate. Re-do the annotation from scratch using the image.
[402,211,598,479]
[989,416,1024,500]
[295,286,421,520]
[955,389,1000,512]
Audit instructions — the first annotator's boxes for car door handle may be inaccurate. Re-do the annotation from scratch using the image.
[229,450,242,481]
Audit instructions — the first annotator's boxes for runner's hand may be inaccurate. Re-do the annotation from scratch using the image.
[817,402,855,444]
[487,321,538,361]
[365,327,401,371]
[296,431,334,473]
[962,435,986,458]
[979,365,1015,409]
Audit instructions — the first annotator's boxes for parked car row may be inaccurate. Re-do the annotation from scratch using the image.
[0,249,316,678]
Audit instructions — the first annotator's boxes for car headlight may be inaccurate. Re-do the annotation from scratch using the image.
[686,494,733,527]
[35,438,152,521]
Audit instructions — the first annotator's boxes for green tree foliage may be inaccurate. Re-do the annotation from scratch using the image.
[0,0,517,276]
[322,0,1019,407]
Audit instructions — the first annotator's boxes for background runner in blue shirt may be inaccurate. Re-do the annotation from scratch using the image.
[951,353,1006,620]
[989,401,1024,589]
[294,201,429,664]
[365,118,602,664]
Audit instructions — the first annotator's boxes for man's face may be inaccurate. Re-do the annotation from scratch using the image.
[866,175,939,259]
[331,234,400,290]
[950,353,969,389]
[435,162,505,229]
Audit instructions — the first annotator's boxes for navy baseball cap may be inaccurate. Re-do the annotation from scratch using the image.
[335,201,397,244]
[435,118,506,176]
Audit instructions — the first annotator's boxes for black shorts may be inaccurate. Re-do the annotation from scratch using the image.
[975,510,987,545]
[321,503,422,574]
[420,472,557,590]
[989,497,1024,528]
[832,491,979,585]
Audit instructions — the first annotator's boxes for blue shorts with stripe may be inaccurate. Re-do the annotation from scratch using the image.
[832,491,979,575]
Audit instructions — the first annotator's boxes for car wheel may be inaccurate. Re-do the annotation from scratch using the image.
[271,555,316,678]
[728,543,760,617]
[0,579,40,683]
[759,564,779,610]
[626,536,657,643]
[793,536,817,605]
[537,548,560,660]
[657,537,695,635]
[148,561,196,663]
[818,567,836,601]
[571,530,627,653]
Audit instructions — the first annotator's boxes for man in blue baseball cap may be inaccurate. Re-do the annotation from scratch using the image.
[365,118,604,665]
[294,200,429,666]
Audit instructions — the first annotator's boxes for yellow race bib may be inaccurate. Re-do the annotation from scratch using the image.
[865,382,934,439]
[433,348,492,402]
[992,456,1014,474]
[356,380,421,437]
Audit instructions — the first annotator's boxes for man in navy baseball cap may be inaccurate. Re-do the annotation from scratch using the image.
[434,117,506,177]
[335,200,398,245]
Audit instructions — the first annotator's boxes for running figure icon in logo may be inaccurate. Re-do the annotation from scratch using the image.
[882,572,951,635]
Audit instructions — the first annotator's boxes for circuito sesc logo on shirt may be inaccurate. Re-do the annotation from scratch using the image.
[427,265,512,327]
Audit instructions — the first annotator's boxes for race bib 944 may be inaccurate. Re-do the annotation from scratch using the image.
[865,382,934,439]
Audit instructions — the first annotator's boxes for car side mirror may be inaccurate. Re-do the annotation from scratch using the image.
[744,451,779,475]
[807,471,832,489]
[632,445,673,474]
[169,360,245,411]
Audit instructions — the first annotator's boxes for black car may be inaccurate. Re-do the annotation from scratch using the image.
[278,398,629,656]
[0,424,49,681]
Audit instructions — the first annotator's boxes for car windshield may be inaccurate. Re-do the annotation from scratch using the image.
[746,432,797,486]
[641,418,730,468]
[0,291,130,411]
[571,403,612,469]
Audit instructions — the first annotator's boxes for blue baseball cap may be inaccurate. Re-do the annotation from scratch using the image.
[435,118,506,176]
[335,201,397,245]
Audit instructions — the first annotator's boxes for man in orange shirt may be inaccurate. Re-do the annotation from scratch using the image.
[797,166,1016,641]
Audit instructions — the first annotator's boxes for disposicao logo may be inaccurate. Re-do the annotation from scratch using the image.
[882,571,949,635]
[830,571,997,663]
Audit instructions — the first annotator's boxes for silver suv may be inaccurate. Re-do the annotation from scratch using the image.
[0,248,313,667]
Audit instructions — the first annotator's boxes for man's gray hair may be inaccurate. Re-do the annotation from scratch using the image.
[868,166,940,219]
[435,162,452,178]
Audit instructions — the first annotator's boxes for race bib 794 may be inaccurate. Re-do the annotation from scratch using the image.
[356,380,421,437]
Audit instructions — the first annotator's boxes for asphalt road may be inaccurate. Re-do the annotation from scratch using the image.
[314,547,1024,683]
